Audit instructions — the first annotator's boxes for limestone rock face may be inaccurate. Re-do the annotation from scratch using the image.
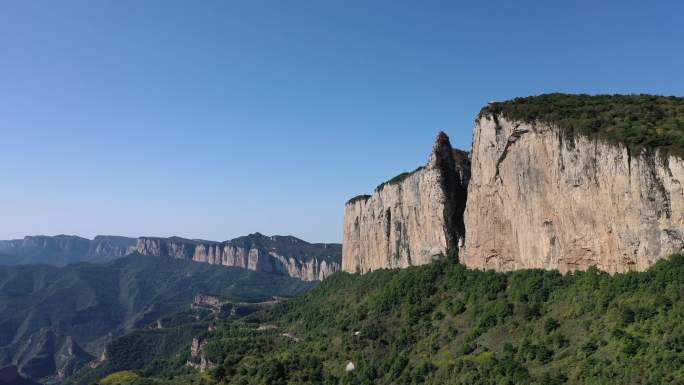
[133,233,341,281]
[460,115,684,273]
[134,237,199,260]
[342,133,471,273]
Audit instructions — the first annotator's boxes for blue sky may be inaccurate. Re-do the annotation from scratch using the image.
[1,1,683,243]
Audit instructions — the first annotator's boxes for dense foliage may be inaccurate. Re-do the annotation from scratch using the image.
[375,166,426,192]
[104,253,684,385]
[481,94,684,157]
[65,310,212,385]
[346,195,371,206]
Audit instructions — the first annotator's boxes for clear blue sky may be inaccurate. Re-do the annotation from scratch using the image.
[1,1,682,243]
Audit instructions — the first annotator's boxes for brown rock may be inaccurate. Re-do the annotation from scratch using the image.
[460,115,684,273]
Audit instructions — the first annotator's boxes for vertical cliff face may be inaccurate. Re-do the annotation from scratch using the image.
[88,236,138,259]
[134,237,201,260]
[342,133,470,273]
[133,233,342,281]
[342,95,684,275]
[460,114,684,273]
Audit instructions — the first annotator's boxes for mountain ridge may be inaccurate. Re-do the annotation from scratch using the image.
[133,233,342,281]
[0,233,342,281]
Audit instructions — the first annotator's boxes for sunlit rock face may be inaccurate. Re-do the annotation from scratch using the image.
[134,233,341,281]
[343,115,684,275]
[460,114,684,273]
[342,132,470,273]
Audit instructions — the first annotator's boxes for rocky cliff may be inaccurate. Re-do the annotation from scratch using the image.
[460,114,684,273]
[342,132,470,273]
[0,233,339,281]
[134,233,341,281]
[342,94,684,274]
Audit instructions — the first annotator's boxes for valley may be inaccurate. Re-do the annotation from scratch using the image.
[0,254,313,383]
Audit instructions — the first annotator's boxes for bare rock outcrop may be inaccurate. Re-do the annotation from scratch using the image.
[133,233,341,281]
[187,337,215,372]
[460,114,684,273]
[342,132,470,273]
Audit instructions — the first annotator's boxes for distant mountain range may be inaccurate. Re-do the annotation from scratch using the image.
[0,235,135,266]
[0,233,342,281]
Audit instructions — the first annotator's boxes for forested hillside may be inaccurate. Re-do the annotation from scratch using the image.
[0,255,313,383]
[95,253,684,385]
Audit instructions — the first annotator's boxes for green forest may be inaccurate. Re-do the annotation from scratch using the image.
[481,94,684,158]
[91,252,684,385]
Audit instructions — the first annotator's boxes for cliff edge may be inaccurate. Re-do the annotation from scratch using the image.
[342,132,471,273]
[343,94,684,274]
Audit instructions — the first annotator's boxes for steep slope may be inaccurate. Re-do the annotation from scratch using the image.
[0,235,136,266]
[462,94,684,273]
[342,132,470,273]
[92,254,684,385]
[0,255,313,383]
[134,233,341,281]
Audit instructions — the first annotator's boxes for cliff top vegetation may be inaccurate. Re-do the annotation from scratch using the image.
[481,93,684,158]
[228,233,342,263]
[375,166,426,192]
[346,194,372,205]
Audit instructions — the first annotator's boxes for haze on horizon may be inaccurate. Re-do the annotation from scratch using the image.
[1,0,683,243]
